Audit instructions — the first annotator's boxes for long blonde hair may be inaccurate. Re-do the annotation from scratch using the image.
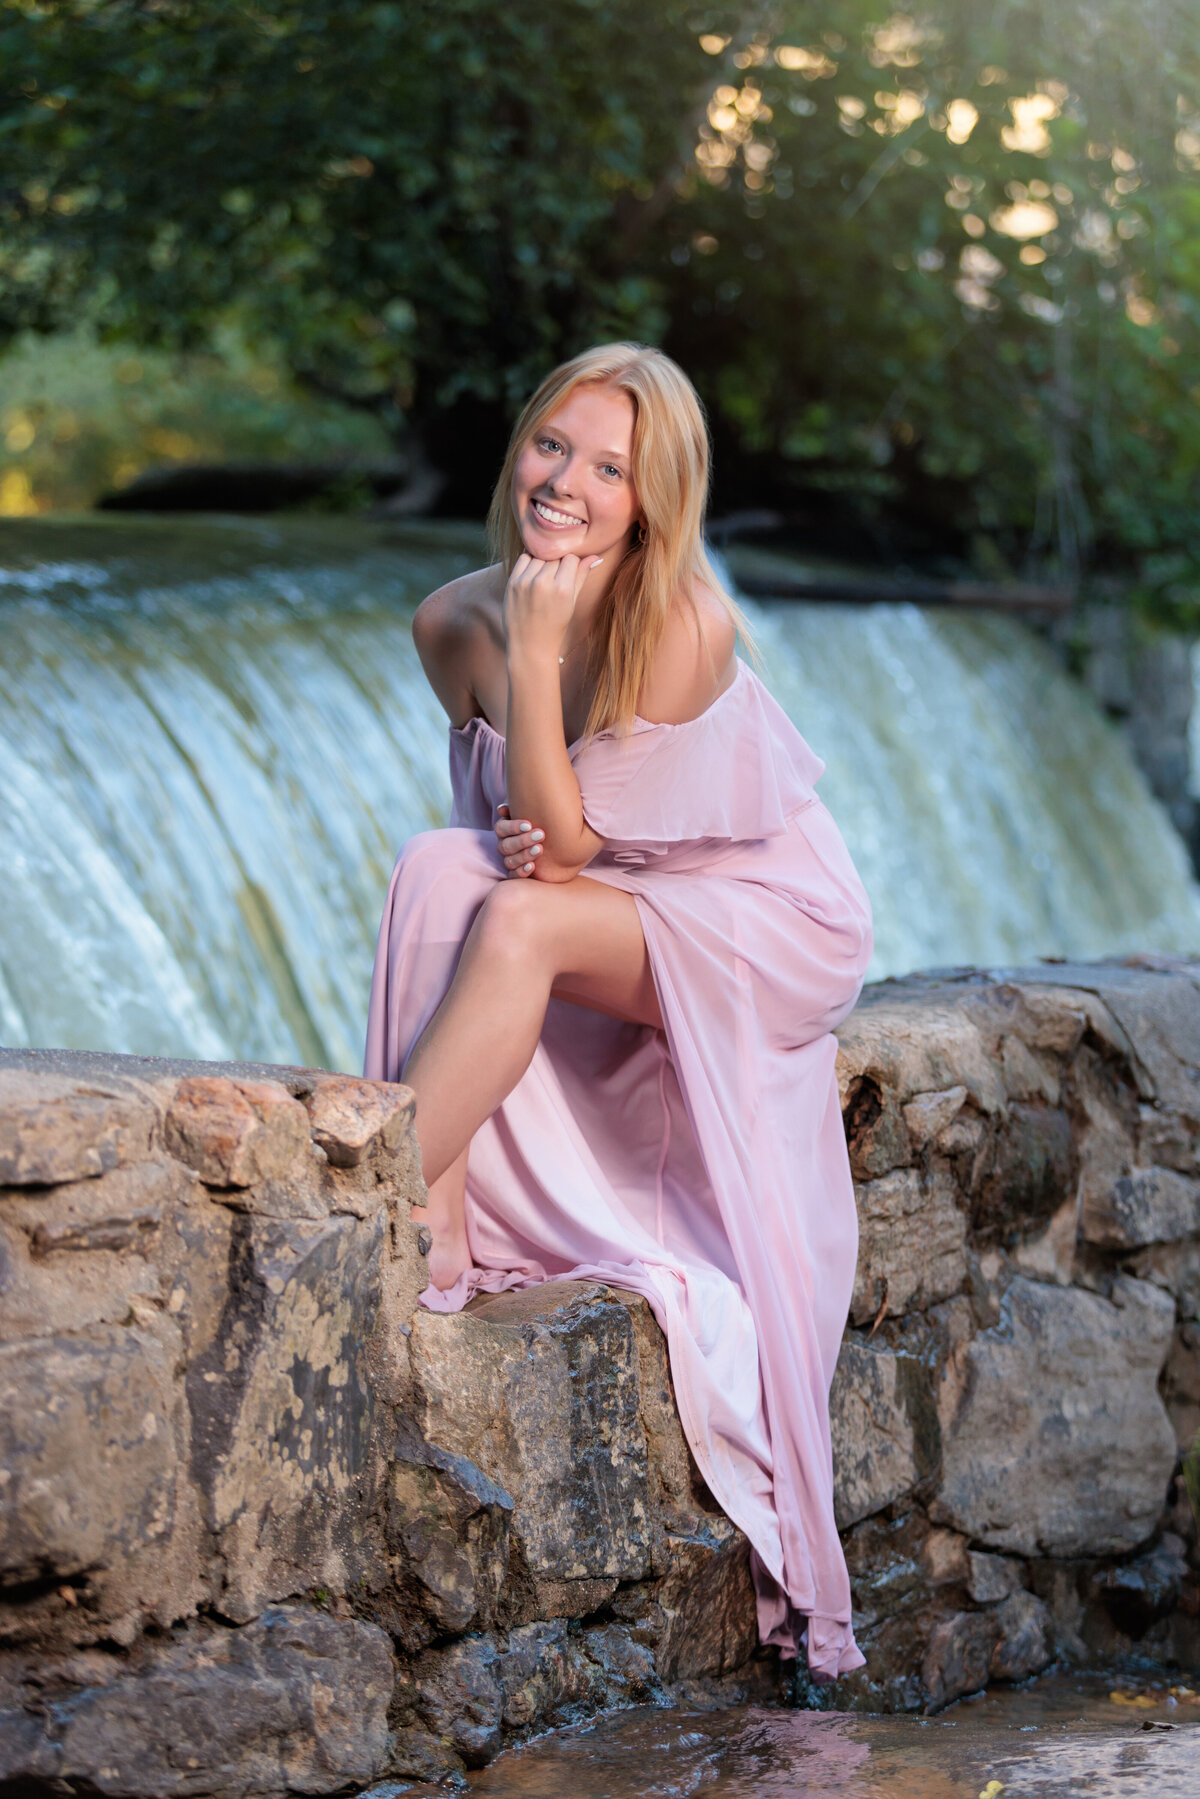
[486,342,757,740]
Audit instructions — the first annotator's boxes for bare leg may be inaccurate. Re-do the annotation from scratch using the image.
[402,875,661,1288]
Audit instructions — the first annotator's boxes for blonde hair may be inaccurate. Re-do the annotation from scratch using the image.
[486,342,758,740]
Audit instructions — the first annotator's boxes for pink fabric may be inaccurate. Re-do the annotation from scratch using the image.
[363,659,873,1677]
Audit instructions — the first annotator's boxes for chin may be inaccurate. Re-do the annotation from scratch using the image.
[522,520,589,559]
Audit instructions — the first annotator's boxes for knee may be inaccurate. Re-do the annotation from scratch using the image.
[472,877,552,968]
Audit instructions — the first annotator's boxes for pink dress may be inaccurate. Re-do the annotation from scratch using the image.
[364,658,874,1677]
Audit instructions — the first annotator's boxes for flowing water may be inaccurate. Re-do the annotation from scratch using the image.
[370,1673,1200,1797]
[2,513,1199,1067]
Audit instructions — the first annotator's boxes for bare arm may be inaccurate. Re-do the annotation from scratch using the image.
[503,555,605,882]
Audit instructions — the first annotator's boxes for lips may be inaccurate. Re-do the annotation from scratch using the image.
[531,496,585,529]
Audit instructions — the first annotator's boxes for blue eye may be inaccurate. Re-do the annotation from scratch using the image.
[539,436,563,453]
[601,464,622,479]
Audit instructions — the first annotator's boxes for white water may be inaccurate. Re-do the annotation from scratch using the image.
[2,514,1197,1070]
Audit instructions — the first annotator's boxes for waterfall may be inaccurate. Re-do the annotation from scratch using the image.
[3,515,1197,1070]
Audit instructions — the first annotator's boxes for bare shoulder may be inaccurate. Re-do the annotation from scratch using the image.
[411,564,505,722]
[636,580,739,726]
[412,562,504,652]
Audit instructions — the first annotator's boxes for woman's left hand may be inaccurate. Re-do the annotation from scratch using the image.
[495,804,545,877]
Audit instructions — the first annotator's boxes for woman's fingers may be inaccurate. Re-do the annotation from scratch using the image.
[494,805,543,875]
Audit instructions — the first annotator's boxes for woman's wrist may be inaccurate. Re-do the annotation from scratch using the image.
[505,640,563,683]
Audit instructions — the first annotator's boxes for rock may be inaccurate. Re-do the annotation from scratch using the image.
[13,1607,393,1797]
[1026,962,1200,1114]
[922,1609,1001,1708]
[1000,1035,1061,1105]
[577,1620,662,1703]
[410,1284,653,1587]
[921,1529,971,1586]
[902,1086,967,1151]
[186,1210,386,1621]
[0,1071,153,1186]
[387,1437,514,1646]
[836,991,1007,1118]
[969,1101,1076,1244]
[0,1323,177,1599]
[0,1162,191,1343]
[844,1076,910,1179]
[1161,1324,1200,1453]
[1083,1165,1200,1249]
[1096,1537,1188,1638]
[842,1509,941,1629]
[966,1551,1024,1604]
[1012,1193,1080,1286]
[989,1590,1053,1680]
[652,1534,759,1679]
[164,1076,311,1189]
[393,1632,504,1768]
[933,1276,1177,1557]
[851,1165,967,1326]
[302,1076,415,1169]
[1137,1103,1200,1175]
[499,1619,596,1728]
[1127,1240,1200,1321]
[830,1336,927,1527]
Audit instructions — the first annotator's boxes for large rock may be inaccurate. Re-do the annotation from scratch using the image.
[933,1275,1178,1556]
[409,1284,655,1591]
[1084,1164,1200,1248]
[829,1336,927,1527]
[0,1323,179,1604]
[0,1606,393,1797]
[850,1166,967,1325]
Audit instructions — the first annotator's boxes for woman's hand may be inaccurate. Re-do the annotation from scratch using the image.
[495,804,545,877]
[503,552,601,664]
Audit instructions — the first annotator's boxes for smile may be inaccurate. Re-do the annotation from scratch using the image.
[531,497,585,528]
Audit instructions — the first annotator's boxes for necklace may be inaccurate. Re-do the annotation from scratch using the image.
[558,639,585,667]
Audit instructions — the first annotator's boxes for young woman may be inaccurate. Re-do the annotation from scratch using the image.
[364,342,874,1680]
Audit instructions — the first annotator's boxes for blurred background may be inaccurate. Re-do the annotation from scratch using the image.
[1,0,1199,1068]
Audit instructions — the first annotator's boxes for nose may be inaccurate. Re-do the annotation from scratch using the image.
[546,454,582,497]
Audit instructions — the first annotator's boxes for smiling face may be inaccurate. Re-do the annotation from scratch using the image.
[511,383,641,561]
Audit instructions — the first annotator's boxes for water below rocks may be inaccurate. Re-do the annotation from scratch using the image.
[375,1673,1200,1797]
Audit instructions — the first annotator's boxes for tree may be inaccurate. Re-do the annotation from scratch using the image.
[2,0,1198,597]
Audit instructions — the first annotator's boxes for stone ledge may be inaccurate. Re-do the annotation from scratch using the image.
[0,957,1198,1789]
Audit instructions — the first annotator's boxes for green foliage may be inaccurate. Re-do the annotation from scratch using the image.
[0,324,391,512]
[2,0,1198,598]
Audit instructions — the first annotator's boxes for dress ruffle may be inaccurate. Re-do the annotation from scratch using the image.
[572,660,824,850]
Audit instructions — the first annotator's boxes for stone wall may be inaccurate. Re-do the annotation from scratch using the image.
[1,959,1198,1792]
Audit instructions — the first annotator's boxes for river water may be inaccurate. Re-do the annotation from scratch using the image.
[373,1673,1200,1797]
[2,513,1199,1067]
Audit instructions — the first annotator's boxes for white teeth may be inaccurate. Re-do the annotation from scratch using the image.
[532,498,584,527]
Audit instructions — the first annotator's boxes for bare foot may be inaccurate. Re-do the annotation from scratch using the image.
[413,1204,471,1294]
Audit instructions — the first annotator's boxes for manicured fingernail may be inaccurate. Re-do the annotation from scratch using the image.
[531,830,544,842]
[523,862,534,873]
[590,557,604,567]
[519,822,531,831]
[530,844,541,855]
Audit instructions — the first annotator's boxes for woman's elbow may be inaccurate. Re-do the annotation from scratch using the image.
[533,857,585,884]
